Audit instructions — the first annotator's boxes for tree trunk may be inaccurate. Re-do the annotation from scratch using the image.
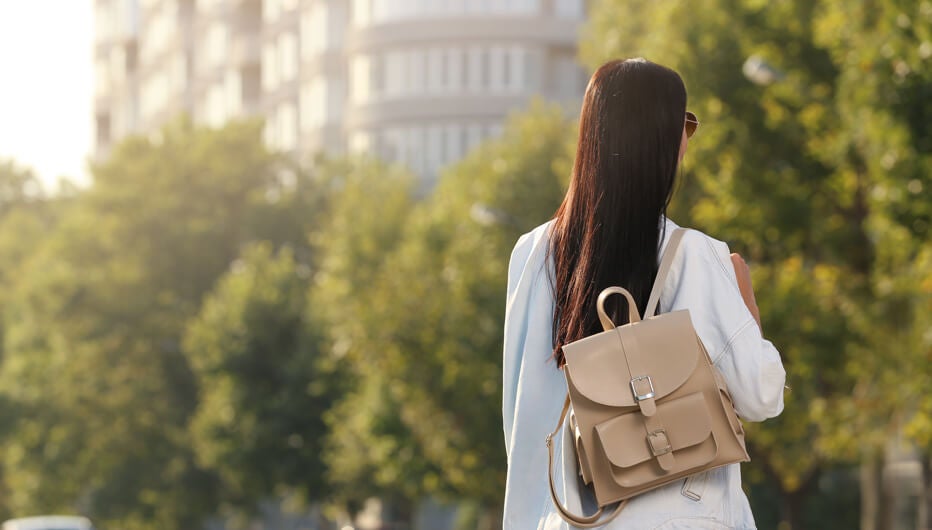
[880,457,895,530]
[861,454,895,530]
[779,469,819,530]
[919,454,931,530]
[861,457,880,530]
[476,504,503,530]
[781,489,805,530]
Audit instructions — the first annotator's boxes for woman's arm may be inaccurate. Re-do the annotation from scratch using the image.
[730,253,762,331]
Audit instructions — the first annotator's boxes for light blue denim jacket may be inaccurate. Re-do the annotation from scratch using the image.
[502,218,786,529]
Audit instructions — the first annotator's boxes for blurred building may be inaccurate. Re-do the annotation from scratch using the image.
[93,0,589,182]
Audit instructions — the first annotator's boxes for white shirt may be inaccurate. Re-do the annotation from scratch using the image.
[502,217,786,529]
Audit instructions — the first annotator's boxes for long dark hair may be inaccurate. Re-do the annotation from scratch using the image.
[550,58,687,366]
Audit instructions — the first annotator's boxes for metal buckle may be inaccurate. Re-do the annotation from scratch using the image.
[629,375,655,402]
[647,429,672,456]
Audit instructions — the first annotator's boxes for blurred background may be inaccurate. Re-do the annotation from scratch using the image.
[0,1,928,529]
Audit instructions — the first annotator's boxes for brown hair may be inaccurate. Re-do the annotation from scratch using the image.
[549,58,687,366]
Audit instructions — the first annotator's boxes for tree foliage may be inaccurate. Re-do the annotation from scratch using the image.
[581,0,930,525]
[184,242,335,512]
[318,102,575,514]
[0,119,282,529]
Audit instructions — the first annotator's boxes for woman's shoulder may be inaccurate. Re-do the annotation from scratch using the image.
[513,219,555,251]
[507,220,556,298]
[663,218,739,285]
[509,220,555,268]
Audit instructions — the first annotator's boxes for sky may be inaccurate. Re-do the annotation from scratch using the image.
[0,1,94,188]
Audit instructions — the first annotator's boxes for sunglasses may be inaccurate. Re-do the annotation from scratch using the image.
[685,111,700,138]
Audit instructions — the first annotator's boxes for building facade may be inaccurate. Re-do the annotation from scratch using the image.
[93,0,588,181]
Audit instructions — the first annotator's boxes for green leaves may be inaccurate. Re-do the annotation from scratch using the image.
[0,119,283,528]
[582,0,931,524]
[185,242,333,509]
[316,102,573,509]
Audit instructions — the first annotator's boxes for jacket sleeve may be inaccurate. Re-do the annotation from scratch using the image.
[661,230,786,422]
[502,231,535,454]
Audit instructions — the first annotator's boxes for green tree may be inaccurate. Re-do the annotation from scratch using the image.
[184,242,336,517]
[0,160,56,304]
[581,0,930,527]
[0,118,282,529]
[0,160,49,519]
[0,159,43,217]
[323,102,574,524]
[308,157,428,516]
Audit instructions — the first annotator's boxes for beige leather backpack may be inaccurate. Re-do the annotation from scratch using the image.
[546,228,750,527]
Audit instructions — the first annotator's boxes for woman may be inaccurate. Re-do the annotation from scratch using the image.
[502,59,787,529]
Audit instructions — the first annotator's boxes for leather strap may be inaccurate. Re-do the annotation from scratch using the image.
[597,286,640,331]
[644,228,687,319]
[547,394,627,527]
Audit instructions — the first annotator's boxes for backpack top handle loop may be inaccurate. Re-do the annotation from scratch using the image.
[597,287,640,330]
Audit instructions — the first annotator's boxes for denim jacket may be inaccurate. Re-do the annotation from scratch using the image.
[502,218,786,529]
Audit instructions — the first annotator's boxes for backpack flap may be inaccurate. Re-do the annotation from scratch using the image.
[593,391,718,487]
[563,310,700,408]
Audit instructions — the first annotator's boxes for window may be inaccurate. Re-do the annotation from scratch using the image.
[349,131,373,153]
[95,60,110,97]
[279,103,298,151]
[353,0,372,27]
[410,127,426,176]
[490,46,506,91]
[427,48,443,92]
[206,84,226,127]
[263,0,280,22]
[384,50,404,96]
[371,0,389,22]
[206,23,227,70]
[467,46,482,90]
[467,0,490,14]
[526,49,543,92]
[140,7,173,64]
[555,0,584,18]
[108,47,126,85]
[94,3,114,44]
[199,0,224,13]
[328,3,348,51]
[554,55,585,99]
[445,47,463,90]
[382,127,404,160]
[410,50,425,94]
[301,78,325,129]
[508,46,526,92]
[466,123,483,152]
[172,55,188,96]
[224,70,242,116]
[279,32,298,82]
[96,113,111,146]
[427,125,443,176]
[262,42,278,91]
[351,55,374,102]
[264,115,279,148]
[405,127,419,165]
[519,0,544,13]
[242,66,262,107]
[328,78,346,124]
[301,3,326,56]
[444,124,462,165]
[140,70,170,123]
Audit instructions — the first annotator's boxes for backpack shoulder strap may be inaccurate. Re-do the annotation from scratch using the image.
[643,228,688,319]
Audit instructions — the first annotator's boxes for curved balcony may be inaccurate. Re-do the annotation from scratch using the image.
[348,15,580,54]
[346,93,529,130]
